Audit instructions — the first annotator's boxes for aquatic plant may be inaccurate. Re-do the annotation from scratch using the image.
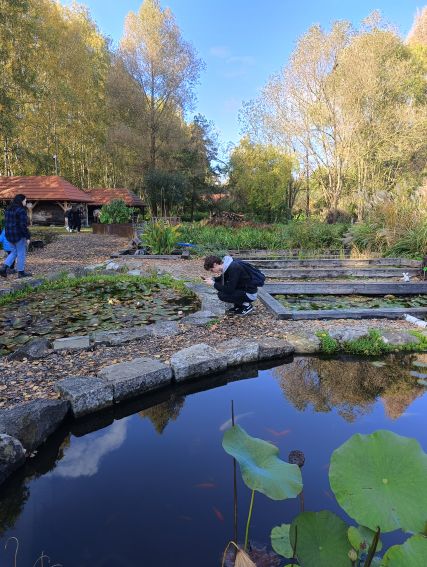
[0,274,198,355]
[222,426,427,566]
[222,425,302,551]
[142,221,181,254]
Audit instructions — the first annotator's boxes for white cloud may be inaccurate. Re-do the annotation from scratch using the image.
[209,46,230,58]
[49,419,129,479]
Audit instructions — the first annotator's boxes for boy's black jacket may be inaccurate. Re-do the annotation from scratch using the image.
[213,260,257,294]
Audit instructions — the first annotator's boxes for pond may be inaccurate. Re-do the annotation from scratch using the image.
[0,354,426,566]
[0,276,198,355]
[276,293,427,311]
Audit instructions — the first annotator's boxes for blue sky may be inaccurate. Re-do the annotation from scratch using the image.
[61,0,423,150]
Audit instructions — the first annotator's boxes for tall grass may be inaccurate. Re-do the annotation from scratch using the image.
[178,221,348,253]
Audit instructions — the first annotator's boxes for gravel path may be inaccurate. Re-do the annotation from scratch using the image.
[0,232,128,289]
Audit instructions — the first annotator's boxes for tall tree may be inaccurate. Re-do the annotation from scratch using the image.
[229,137,296,221]
[120,0,203,171]
[0,0,38,174]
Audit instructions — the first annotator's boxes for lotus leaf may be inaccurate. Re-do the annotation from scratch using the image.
[271,524,292,558]
[380,535,427,566]
[347,525,382,553]
[290,510,352,567]
[329,430,427,533]
[222,425,302,500]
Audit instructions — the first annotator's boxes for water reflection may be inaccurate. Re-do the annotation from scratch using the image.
[49,418,129,479]
[274,354,425,421]
[0,354,425,565]
[139,396,185,434]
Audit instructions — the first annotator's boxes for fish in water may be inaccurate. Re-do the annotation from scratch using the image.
[213,507,224,522]
[265,428,291,437]
[195,482,216,489]
[219,412,254,431]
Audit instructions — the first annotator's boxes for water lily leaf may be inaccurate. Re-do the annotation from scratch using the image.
[381,535,427,566]
[222,425,302,500]
[271,524,292,558]
[347,525,382,553]
[290,511,352,567]
[329,430,427,533]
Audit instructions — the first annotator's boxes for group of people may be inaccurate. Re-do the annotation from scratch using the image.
[65,206,83,232]
[0,194,32,278]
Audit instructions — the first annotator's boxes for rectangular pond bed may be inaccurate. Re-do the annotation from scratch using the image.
[259,282,427,320]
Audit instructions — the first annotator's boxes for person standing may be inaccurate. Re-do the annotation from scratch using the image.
[0,194,32,278]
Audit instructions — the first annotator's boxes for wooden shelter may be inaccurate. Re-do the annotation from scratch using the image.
[0,176,93,225]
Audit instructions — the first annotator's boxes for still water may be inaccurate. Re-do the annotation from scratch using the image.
[0,354,426,566]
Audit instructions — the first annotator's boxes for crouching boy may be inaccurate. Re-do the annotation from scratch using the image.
[203,255,264,315]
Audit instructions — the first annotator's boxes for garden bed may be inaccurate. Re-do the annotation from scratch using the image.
[260,282,427,320]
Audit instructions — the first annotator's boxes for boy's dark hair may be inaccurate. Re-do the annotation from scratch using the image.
[203,255,222,270]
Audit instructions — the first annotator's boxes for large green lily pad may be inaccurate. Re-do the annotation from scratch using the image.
[271,524,292,558]
[290,510,352,567]
[348,525,382,553]
[222,425,302,500]
[381,535,427,566]
[329,430,427,533]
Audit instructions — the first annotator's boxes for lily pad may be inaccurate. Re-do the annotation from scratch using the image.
[222,425,302,500]
[347,525,382,553]
[329,430,427,533]
[381,535,427,566]
[271,524,292,558]
[290,510,352,567]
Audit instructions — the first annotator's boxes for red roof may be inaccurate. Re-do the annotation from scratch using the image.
[0,176,93,202]
[84,187,145,207]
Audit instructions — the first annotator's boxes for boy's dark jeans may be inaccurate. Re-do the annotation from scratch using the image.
[218,289,251,307]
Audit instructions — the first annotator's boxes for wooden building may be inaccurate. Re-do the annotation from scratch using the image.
[0,176,93,225]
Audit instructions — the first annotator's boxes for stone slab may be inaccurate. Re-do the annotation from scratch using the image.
[381,331,420,346]
[170,343,228,382]
[8,338,51,361]
[92,327,151,346]
[258,337,295,360]
[328,327,369,343]
[98,357,173,402]
[284,332,321,354]
[215,338,259,366]
[0,400,70,452]
[55,377,114,417]
[181,310,217,326]
[53,335,90,351]
[0,434,26,484]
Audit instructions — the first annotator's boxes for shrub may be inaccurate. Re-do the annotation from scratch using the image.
[99,199,134,224]
[143,221,181,254]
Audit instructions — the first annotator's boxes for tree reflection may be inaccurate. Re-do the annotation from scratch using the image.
[139,395,185,434]
[275,355,424,422]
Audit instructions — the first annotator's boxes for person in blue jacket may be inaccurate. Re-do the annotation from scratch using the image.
[0,194,32,278]
[0,225,16,273]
